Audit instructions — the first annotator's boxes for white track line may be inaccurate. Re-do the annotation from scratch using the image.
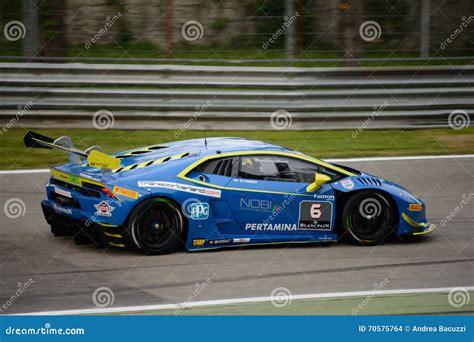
[0,154,473,175]
[14,286,474,316]
[327,154,474,163]
[0,168,49,175]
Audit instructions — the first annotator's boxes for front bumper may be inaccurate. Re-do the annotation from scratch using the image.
[412,223,437,236]
[401,212,437,236]
[41,200,126,248]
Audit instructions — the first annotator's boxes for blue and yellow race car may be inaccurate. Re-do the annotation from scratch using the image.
[25,131,436,255]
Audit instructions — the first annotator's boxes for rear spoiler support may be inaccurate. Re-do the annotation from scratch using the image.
[23,131,120,170]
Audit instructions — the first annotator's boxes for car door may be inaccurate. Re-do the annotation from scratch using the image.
[184,156,242,234]
[226,154,338,241]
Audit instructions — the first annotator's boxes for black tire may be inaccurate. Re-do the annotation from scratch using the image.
[342,191,396,245]
[124,197,186,255]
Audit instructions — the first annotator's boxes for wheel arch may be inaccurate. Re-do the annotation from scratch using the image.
[334,188,400,236]
[124,194,190,247]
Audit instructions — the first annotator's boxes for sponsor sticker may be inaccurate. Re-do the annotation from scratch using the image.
[408,203,423,211]
[94,201,115,217]
[207,239,232,245]
[232,178,257,184]
[240,198,273,212]
[53,186,71,198]
[313,194,335,200]
[137,181,221,198]
[245,223,297,231]
[192,239,205,246]
[190,202,209,220]
[341,179,354,190]
[298,201,333,230]
[113,186,139,199]
[233,238,251,243]
[55,171,81,186]
[53,203,72,215]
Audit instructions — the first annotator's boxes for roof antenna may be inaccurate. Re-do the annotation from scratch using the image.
[204,132,208,150]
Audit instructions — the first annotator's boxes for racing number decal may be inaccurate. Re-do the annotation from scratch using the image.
[299,201,332,230]
[310,203,322,219]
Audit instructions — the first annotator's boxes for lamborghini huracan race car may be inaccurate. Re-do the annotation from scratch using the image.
[25,131,436,255]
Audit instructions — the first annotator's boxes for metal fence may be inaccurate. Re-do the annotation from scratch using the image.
[0,63,472,130]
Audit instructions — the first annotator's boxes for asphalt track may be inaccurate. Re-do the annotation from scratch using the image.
[0,156,472,314]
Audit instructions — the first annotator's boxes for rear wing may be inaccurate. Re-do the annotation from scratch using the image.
[24,131,120,169]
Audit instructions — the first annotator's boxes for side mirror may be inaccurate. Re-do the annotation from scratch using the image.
[306,173,332,193]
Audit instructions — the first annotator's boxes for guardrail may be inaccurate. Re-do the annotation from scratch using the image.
[0,63,472,130]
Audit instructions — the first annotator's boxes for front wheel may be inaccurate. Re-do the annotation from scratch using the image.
[124,198,186,254]
[342,191,396,245]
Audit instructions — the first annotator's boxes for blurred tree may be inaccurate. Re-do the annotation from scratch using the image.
[338,0,365,65]
[0,0,23,56]
[109,0,132,47]
[38,0,68,57]
[294,0,314,53]
[245,0,286,49]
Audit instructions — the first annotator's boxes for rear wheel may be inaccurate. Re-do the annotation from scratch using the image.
[342,191,395,245]
[124,198,185,254]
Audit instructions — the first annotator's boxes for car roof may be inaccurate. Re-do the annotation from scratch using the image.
[114,137,292,158]
[166,137,289,153]
[100,137,298,175]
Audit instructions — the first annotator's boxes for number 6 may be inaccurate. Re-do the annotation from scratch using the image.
[310,203,321,219]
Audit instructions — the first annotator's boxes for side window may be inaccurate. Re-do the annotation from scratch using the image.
[238,155,343,183]
[287,158,319,183]
[316,164,344,181]
[195,157,235,177]
[238,155,306,182]
[288,158,343,182]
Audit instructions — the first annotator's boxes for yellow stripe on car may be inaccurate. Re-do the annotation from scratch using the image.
[112,153,186,173]
[96,222,118,227]
[108,242,125,247]
[50,168,104,188]
[104,232,122,238]
[402,212,429,228]
[412,224,437,235]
